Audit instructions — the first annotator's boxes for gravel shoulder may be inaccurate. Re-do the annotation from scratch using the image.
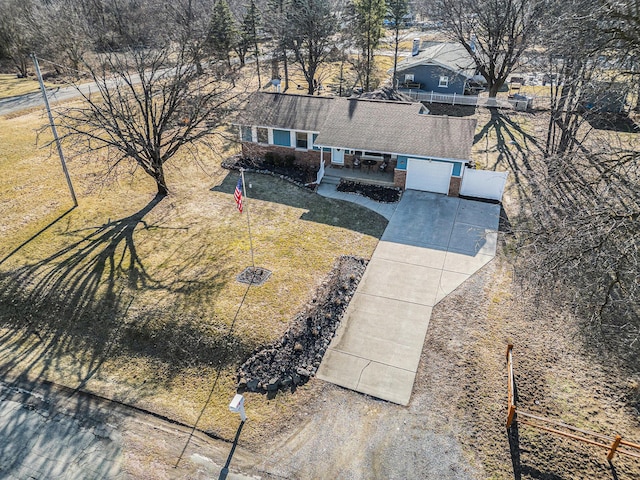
[247,252,640,479]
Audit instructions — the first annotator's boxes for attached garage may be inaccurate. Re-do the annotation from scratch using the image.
[405,158,453,194]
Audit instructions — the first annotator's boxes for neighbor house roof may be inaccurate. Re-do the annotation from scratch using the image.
[238,92,477,161]
[395,42,477,79]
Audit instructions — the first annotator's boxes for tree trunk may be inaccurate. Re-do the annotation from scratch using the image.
[488,82,501,98]
[15,57,28,78]
[393,26,400,88]
[154,165,168,196]
[255,43,261,89]
[283,46,289,92]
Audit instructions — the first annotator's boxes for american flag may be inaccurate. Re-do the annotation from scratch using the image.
[234,177,243,213]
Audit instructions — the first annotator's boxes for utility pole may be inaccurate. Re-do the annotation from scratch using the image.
[32,54,78,207]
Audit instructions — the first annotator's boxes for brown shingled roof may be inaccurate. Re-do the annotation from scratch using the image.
[235,92,335,131]
[237,92,476,161]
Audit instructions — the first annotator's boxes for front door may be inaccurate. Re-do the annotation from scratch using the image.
[332,148,345,165]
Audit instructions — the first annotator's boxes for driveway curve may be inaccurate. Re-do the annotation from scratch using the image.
[317,190,500,405]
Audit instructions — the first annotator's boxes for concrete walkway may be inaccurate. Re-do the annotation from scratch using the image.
[317,190,500,405]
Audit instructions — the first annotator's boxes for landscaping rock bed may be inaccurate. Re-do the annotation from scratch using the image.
[222,154,317,189]
[237,255,367,394]
[337,179,402,203]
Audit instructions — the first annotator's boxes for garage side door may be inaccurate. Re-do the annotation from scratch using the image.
[460,169,508,201]
[406,158,453,194]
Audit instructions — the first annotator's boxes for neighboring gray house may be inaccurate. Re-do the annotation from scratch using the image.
[235,92,477,196]
[394,42,483,95]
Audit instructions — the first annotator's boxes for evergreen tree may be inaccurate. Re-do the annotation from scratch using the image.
[208,0,237,67]
[386,0,409,88]
[243,0,261,87]
[351,0,387,91]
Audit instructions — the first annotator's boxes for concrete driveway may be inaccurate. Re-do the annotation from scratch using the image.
[317,190,500,405]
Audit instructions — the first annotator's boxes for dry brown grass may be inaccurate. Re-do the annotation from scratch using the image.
[0,73,55,99]
[0,104,387,442]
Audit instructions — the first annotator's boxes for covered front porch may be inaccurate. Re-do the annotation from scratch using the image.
[322,164,395,187]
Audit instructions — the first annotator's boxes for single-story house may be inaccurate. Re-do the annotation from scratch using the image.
[394,42,484,95]
[235,92,478,196]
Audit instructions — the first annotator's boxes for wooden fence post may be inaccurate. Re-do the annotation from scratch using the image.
[506,344,516,428]
[608,435,622,461]
[507,404,517,429]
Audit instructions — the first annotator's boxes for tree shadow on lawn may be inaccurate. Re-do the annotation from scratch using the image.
[211,172,388,238]
[0,194,251,397]
[474,109,544,207]
[583,112,640,133]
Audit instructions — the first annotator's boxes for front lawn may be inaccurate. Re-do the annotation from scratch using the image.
[0,109,387,442]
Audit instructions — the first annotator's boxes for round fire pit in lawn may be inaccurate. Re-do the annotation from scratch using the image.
[236,266,272,286]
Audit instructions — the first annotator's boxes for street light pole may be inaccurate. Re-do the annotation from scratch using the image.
[32,54,78,207]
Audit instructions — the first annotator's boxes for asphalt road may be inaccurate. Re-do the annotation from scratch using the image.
[0,83,97,116]
[0,73,147,117]
[0,48,415,117]
[0,378,258,479]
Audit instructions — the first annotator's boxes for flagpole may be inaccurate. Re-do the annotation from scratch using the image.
[240,169,255,269]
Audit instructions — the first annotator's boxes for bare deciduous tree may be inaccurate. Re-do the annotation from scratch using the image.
[264,0,291,91]
[513,0,640,362]
[59,46,239,196]
[430,0,546,97]
[287,0,336,94]
[516,146,640,359]
[0,0,38,77]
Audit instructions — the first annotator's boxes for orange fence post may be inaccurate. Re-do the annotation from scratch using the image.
[507,404,516,429]
[507,344,640,462]
[608,435,622,461]
[506,344,515,428]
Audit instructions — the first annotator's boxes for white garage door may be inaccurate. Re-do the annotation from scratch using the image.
[460,168,508,201]
[406,158,453,194]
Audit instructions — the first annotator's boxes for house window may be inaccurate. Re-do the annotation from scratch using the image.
[312,133,320,151]
[240,126,253,142]
[257,127,268,144]
[296,131,308,149]
[438,76,449,88]
[273,129,291,146]
[404,74,414,83]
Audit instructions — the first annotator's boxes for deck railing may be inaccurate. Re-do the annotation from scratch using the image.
[402,90,550,110]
